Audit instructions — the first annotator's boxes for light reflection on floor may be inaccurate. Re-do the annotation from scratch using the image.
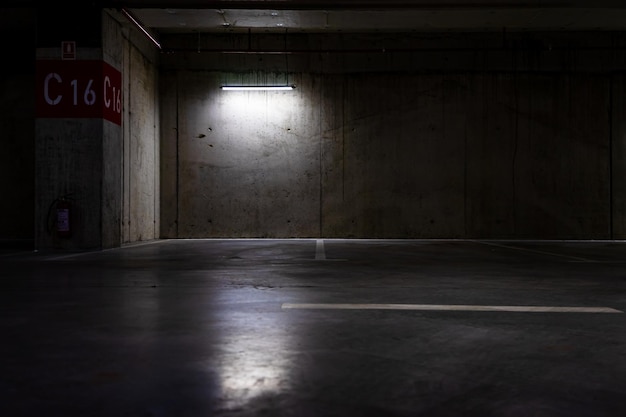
[214,304,294,409]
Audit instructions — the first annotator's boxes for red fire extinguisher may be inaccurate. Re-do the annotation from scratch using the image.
[47,194,74,239]
[56,197,71,238]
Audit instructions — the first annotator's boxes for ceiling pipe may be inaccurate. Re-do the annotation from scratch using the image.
[107,1,626,10]
[161,45,624,54]
[120,7,162,50]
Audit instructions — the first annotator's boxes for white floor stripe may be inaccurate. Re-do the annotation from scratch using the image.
[315,239,326,260]
[281,303,623,313]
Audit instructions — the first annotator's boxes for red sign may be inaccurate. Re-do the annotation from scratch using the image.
[102,62,122,125]
[36,60,122,126]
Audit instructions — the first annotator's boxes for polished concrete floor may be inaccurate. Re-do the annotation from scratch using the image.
[1,239,626,416]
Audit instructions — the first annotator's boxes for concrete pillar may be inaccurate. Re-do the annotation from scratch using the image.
[35,7,123,250]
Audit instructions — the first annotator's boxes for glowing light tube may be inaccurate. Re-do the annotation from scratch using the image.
[221,85,295,91]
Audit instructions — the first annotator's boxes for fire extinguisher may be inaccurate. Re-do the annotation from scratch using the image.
[46,193,74,238]
[56,197,71,238]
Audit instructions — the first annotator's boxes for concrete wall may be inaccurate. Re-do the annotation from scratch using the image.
[35,118,104,249]
[160,31,625,239]
[103,9,161,246]
[160,71,320,238]
[115,12,161,244]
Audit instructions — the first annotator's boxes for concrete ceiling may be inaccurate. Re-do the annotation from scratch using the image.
[128,7,626,33]
[119,0,626,34]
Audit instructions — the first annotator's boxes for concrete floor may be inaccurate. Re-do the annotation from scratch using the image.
[1,239,626,416]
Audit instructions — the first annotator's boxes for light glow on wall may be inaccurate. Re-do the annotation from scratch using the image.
[217,87,299,140]
[177,75,318,237]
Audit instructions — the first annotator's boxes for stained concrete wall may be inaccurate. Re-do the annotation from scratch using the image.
[35,118,104,249]
[160,71,320,238]
[159,31,626,239]
[117,16,160,244]
[103,10,161,246]
[324,73,609,238]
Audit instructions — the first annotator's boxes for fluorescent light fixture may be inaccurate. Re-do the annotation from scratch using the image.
[221,85,295,91]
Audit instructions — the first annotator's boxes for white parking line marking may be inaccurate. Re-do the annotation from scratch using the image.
[281,303,623,313]
[315,239,326,260]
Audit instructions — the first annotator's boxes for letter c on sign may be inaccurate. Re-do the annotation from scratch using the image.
[104,76,111,108]
[44,73,62,105]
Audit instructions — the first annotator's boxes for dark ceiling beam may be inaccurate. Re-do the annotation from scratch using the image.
[104,0,626,10]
